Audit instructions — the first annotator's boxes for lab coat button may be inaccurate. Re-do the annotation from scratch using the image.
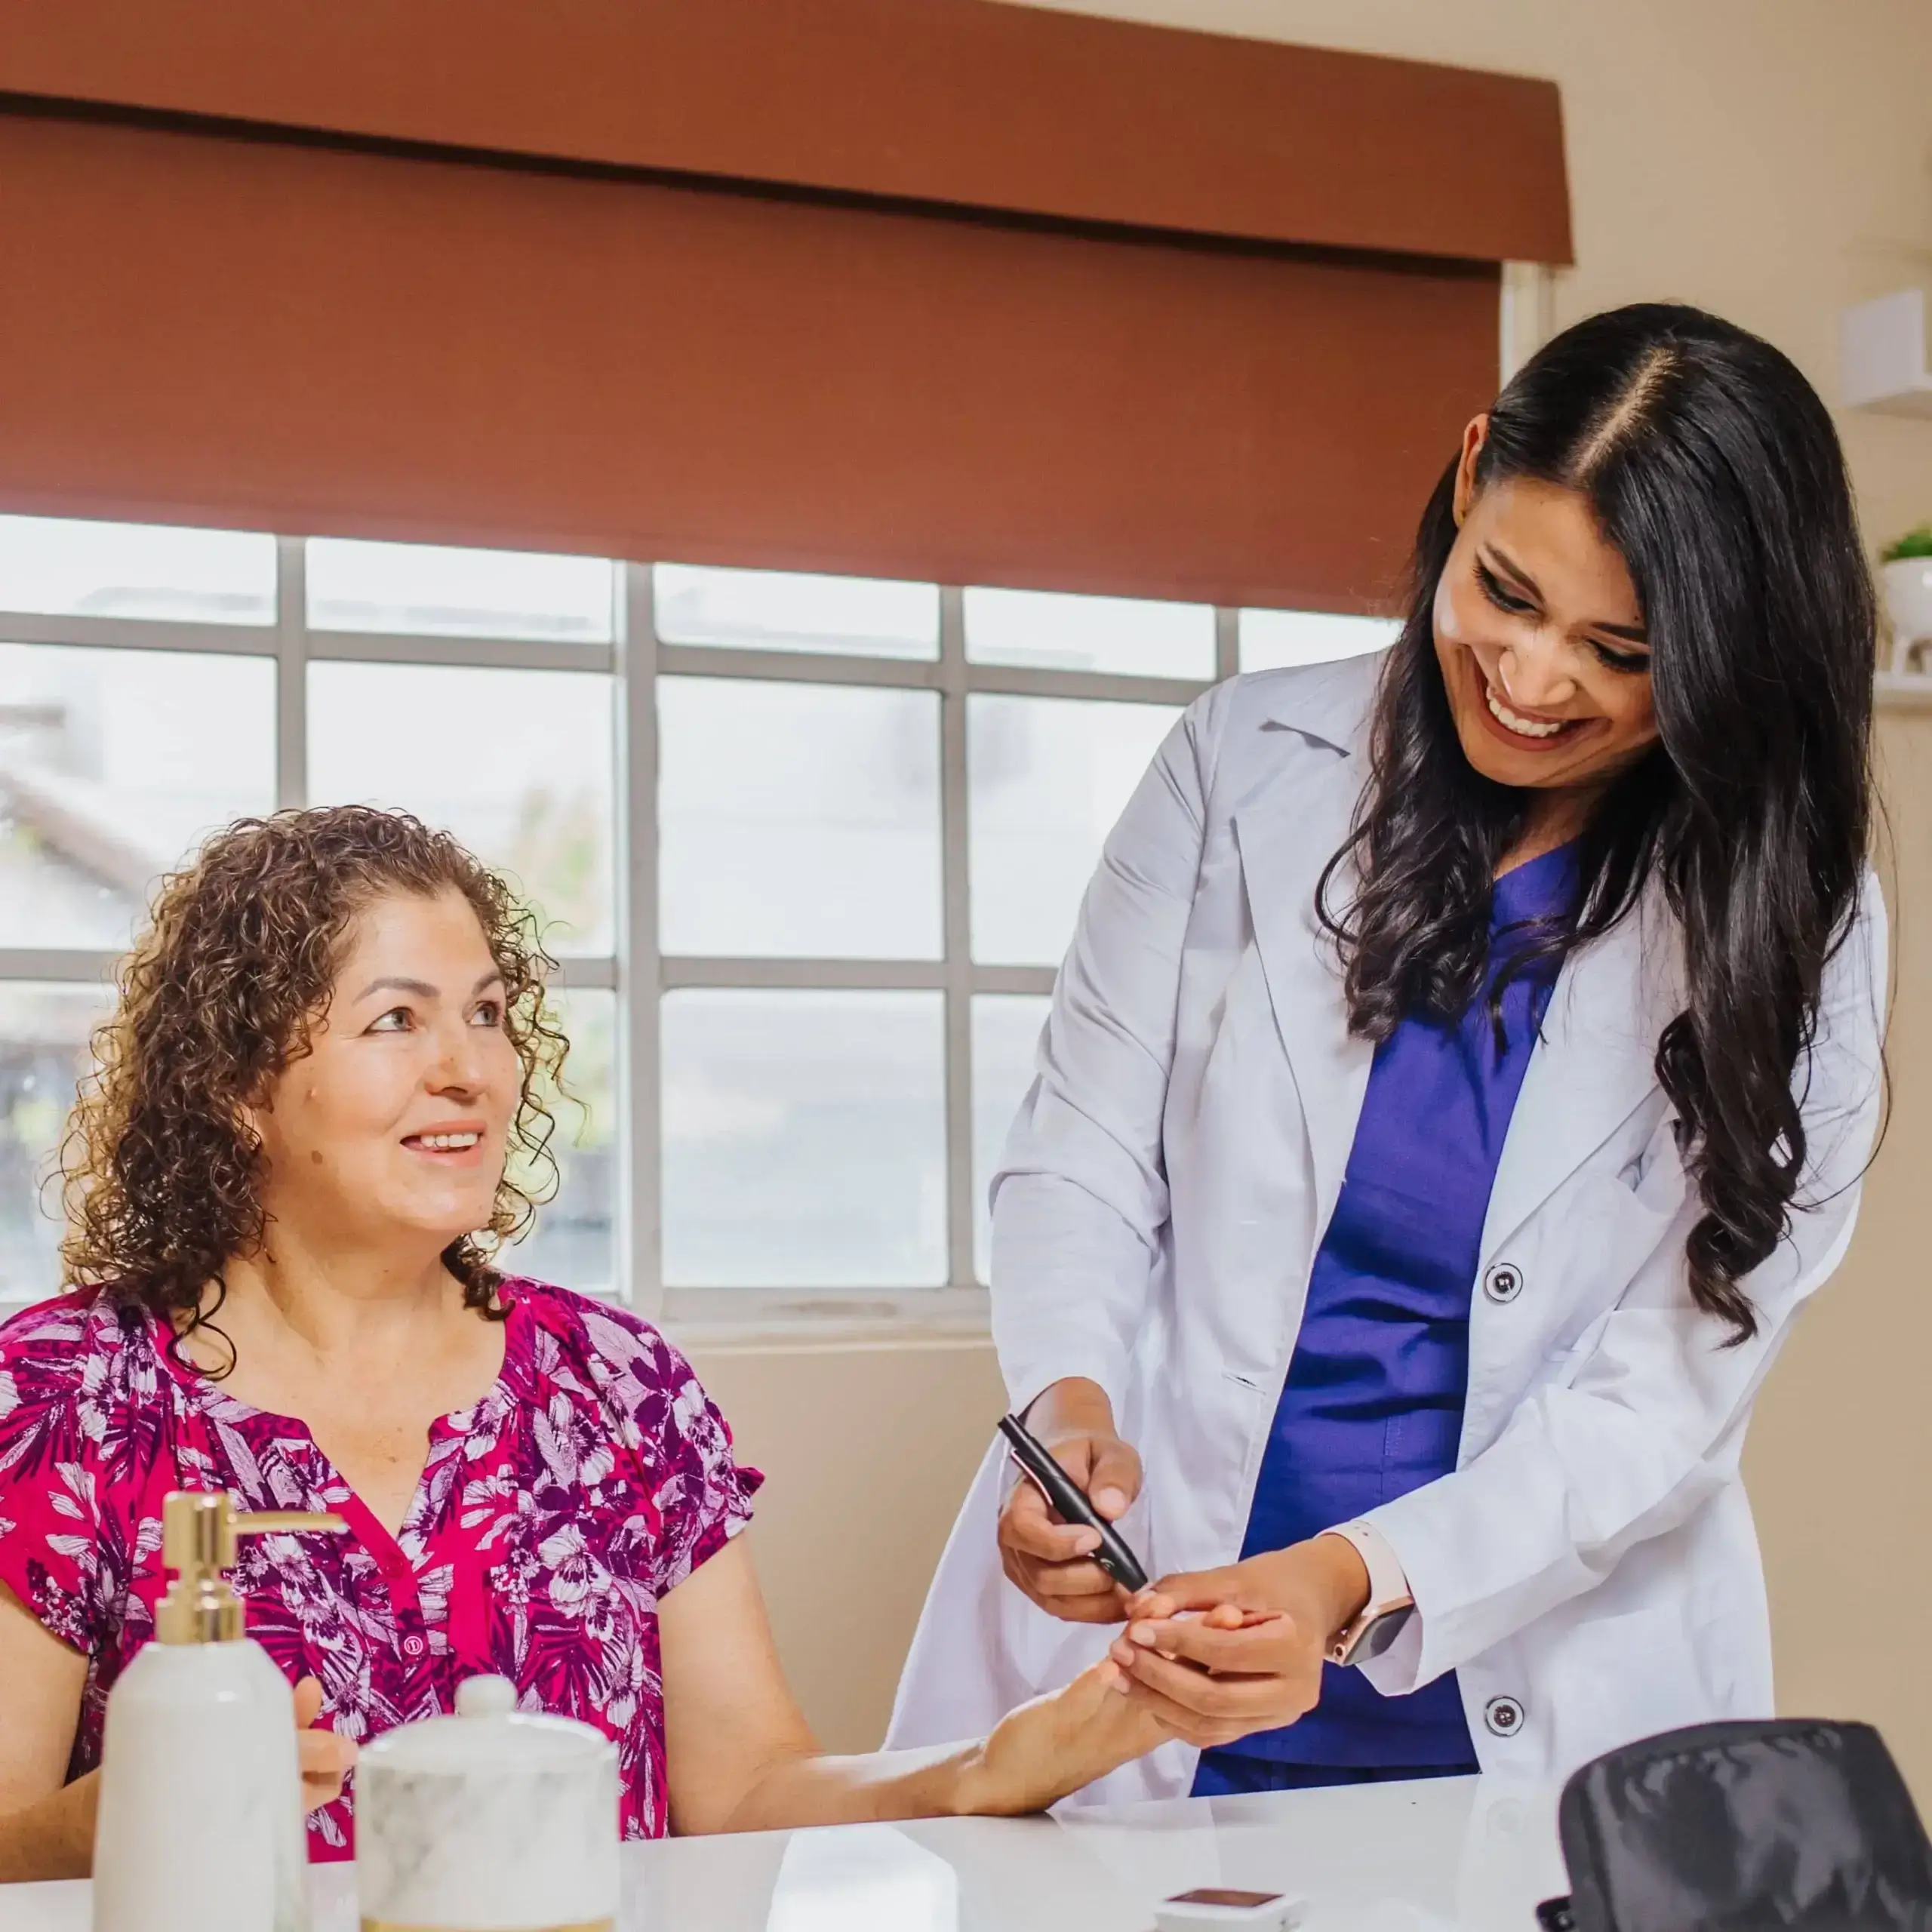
[1483,1263,1524,1304]
[1484,1695,1524,1737]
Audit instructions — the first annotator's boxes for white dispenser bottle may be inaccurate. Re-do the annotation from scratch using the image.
[92,1491,346,1932]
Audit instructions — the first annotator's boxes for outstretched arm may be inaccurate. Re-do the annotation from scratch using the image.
[660,1533,1168,1834]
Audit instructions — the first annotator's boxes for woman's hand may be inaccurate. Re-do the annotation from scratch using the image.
[955,1660,1172,1815]
[997,1378,1143,1625]
[1106,1537,1370,1749]
[293,1676,357,1812]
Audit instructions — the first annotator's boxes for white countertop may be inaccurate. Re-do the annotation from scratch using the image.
[0,1776,1571,1931]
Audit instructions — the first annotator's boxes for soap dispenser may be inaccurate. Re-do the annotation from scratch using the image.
[92,1490,347,1932]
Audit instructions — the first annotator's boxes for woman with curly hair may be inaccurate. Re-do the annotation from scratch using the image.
[0,804,1165,1880]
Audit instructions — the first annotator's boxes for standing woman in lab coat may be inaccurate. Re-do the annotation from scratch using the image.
[888,303,1887,1802]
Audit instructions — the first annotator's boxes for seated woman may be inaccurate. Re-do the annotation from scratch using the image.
[0,806,1166,1880]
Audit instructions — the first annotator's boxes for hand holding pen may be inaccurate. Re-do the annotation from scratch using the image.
[996,1387,1148,1623]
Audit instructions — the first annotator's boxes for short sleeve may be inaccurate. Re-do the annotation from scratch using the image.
[0,1299,118,1654]
[571,1301,763,1597]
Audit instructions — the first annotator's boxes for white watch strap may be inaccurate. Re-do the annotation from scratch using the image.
[1321,1519,1414,1620]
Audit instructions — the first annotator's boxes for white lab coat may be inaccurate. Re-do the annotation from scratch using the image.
[888,651,1887,1804]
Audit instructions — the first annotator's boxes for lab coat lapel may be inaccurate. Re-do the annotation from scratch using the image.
[1479,891,1673,1267]
[1231,720,1375,1238]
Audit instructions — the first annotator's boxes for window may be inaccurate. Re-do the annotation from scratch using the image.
[0,518,1394,1327]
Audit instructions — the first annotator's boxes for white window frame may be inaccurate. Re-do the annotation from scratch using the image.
[0,540,1244,1343]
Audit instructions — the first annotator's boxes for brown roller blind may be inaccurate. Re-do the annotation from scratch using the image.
[0,108,1501,612]
[0,5,1569,611]
[0,0,1573,266]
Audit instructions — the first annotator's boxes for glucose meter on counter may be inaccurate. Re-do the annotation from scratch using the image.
[1152,1888,1306,1932]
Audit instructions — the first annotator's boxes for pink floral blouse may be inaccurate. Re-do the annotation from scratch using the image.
[0,1279,761,1859]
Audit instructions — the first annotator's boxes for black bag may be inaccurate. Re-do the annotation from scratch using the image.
[1537,1718,1932,1931]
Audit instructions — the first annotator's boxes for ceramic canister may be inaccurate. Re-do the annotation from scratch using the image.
[355,1676,620,1932]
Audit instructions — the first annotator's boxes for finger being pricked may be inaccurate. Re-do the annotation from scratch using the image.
[1127,1607,1302,1675]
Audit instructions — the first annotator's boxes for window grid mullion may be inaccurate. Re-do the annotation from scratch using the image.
[275,536,308,811]
[1216,605,1241,682]
[939,586,977,1292]
[617,562,665,1319]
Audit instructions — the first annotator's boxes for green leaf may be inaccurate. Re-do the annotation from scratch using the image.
[1881,523,1932,562]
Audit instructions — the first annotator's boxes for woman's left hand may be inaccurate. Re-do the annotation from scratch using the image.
[957,1659,1175,1815]
[293,1676,358,1812]
[1105,1537,1370,1750]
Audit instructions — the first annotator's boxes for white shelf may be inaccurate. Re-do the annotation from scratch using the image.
[1841,291,1932,417]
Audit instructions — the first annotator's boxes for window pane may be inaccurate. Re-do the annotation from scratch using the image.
[0,644,276,950]
[1,983,112,1305]
[655,565,938,661]
[502,988,617,1297]
[308,662,615,954]
[0,515,275,626]
[964,587,1214,680]
[968,695,1179,966]
[971,993,1051,1286]
[662,989,946,1288]
[1239,608,1399,672]
[307,539,614,644]
[658,678,941,960]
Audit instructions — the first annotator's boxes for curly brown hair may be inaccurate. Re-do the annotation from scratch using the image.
[59,805,568,1328]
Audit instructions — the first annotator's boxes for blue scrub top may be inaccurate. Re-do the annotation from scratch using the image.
[1201,841,1578,1781]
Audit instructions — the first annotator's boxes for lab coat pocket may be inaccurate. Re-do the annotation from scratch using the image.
[1549,1171,1680,1326]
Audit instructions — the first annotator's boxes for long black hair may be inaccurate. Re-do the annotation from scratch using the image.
[1318,303,1875,1340]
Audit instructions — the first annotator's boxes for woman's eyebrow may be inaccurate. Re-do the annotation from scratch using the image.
[355,975,438,1001]
[353,970,503,1002]
[1487,542,1649,645]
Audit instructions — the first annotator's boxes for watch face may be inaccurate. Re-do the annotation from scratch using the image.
[1356,1605,1414,1661]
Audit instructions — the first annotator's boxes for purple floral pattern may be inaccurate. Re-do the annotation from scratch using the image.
[0,1281,760,1859]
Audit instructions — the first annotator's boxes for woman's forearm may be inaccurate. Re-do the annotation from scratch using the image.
[719,1740,991,1834]
[714,1662,1166,1835]
[0,1770,97,1883]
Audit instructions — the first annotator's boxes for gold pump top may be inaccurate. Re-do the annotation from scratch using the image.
[155,1491,347,1644]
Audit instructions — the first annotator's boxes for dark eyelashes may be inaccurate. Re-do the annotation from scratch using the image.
[1476,558,1651,674]
[365,1003,506,1033]
[1475,560,1535,615]
[1589,640,1651,675]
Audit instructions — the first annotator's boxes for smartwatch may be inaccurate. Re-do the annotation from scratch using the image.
[1319,1520,1414,1667]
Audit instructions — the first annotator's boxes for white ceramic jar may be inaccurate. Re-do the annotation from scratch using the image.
[355,1676,620,1932]
[1882,555,1932,666]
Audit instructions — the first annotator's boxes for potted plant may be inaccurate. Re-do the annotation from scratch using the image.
[1880,525,1932,669]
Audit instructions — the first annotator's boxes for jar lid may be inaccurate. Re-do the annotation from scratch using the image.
[360,1675,614,1776]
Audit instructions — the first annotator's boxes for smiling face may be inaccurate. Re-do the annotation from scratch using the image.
[1432,417,1659,810]
[245,888,521,1260]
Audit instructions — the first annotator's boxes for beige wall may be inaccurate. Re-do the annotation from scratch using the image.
[682,0,1932,1790]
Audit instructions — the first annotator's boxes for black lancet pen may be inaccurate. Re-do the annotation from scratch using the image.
[998,1411,1149,1594]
